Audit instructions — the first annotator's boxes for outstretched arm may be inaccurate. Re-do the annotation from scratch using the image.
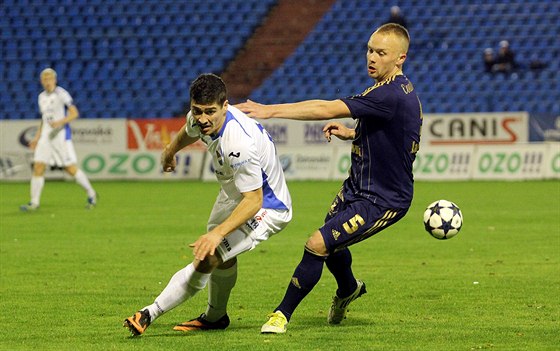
[235,99,351,120]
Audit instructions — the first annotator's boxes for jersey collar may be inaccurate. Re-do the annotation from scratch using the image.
[211,110,234,140]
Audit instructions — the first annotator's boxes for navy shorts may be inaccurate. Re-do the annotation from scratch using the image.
[319,190,408,253]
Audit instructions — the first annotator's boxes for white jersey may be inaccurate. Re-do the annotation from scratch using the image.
[38,86,73,141]
[186,105,291,210]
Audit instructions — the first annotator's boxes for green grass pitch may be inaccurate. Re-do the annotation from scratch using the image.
[0,180,558,351]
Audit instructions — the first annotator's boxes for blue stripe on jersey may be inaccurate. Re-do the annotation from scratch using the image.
[65,124,72,140]
[214,111,250,140]
[262,170,288,210]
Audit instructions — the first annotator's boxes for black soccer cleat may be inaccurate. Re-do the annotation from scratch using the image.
[328,279,367,324]
[173,313,230,332]
[124,309,151,336]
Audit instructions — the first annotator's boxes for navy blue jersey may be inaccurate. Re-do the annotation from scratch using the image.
[340,74,422,208]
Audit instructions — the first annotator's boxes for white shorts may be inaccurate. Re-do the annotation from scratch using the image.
[34,136,78,167]
[208,190,292,262]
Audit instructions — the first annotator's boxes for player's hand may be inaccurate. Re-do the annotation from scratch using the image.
[48,127,63,140]
[49,120,65,129]
[323,122,355,142]
[28,139,38,150]
[235,99,271,119]
[189,232,223,261]
[160,145,176,172]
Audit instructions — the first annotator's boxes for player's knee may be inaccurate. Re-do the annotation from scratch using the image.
[65,165,78,176]
[33,162,46,176]
[305,232,328,256]
[195,254,222,273]
[218,257,237,270]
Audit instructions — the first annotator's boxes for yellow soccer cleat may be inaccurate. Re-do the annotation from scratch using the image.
[261,310,288,334]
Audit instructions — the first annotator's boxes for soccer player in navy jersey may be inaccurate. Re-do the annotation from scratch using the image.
[236,23,422,333]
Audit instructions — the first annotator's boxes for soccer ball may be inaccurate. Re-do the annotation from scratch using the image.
[423,200,463,240]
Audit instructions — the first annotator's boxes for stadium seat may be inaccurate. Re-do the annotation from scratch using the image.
[2,0,279,118]
[3,0,559,119]
[250,0,559,115]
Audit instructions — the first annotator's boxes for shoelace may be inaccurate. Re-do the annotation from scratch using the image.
[267,313,285,327]
[332,295,343,307]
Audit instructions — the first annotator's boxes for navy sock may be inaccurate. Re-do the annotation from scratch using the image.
[276,249,326,321]
[325,248,357,298]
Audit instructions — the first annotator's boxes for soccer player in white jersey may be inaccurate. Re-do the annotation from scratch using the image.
[20,68,97,211]
[124,73,292,336]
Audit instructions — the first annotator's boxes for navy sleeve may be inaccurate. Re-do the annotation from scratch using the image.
[341,85,398,121]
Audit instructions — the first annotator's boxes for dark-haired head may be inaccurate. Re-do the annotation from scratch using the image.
[190,73,227,106]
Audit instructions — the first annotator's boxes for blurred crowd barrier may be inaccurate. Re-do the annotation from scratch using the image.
[1,112,558,181]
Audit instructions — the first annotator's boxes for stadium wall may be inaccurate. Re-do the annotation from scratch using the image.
[1,113,558,181]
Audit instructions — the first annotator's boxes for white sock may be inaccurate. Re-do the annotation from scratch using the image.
[30,176,44,205]
[74,169,95,197]
[204,262,238,322]
[143,263,210,322]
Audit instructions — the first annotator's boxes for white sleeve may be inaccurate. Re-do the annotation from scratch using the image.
[225,130,262,193]
[59,87,74,107]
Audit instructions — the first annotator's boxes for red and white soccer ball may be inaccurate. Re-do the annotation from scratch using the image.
[423,199,463,240]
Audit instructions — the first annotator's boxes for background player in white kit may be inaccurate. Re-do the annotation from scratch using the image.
[20,68,97,211]
[124,73,292,335]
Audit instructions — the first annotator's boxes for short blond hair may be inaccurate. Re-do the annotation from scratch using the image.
[375,23,410,52]
[40,68,57,79]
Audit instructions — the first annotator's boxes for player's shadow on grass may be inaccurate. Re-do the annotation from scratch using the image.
[124,316,373,339]
[125,323,235,339]
[296,315,373,329]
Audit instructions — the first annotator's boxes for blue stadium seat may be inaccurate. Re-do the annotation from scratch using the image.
[3,0,559,119]
[0,0,277,119]
[252,0,560,115]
